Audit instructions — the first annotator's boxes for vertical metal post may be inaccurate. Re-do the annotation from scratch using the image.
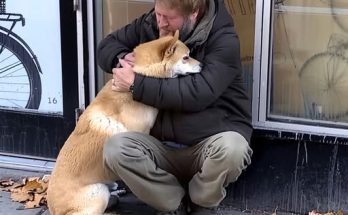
[75,0,86,114]
[87,1,96,102]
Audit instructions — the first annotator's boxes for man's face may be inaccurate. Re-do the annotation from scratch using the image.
[155,2,196,37]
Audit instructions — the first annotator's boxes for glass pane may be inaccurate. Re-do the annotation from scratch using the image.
[270,0,348,124]
[224,0,256,100]
[0,0,63,114]
[99,0,154,87]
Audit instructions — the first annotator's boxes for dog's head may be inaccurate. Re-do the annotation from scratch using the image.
[133,30,201,78]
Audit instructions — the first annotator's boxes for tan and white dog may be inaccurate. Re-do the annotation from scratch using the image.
[47,31,201,215]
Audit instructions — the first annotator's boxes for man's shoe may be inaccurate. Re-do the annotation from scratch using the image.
[156,202,188,215]
[190,204,223,215]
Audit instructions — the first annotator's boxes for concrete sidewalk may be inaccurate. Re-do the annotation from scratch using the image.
[0,167,155,215]
[0,167,295,215]
[0,168,50,215]
[0,168,232,215]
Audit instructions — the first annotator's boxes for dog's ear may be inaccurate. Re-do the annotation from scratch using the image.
[173,30,179,41]
[163,30,180,58]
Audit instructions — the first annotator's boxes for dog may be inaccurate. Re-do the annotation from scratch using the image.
[46,30,201,215]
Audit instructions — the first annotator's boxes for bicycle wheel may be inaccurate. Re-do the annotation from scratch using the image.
[0,27,41,109]
[299,52,348,121]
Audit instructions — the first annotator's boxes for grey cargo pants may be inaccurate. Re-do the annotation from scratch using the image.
[103,131,252,212]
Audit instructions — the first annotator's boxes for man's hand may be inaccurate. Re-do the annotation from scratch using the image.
[123,52,135,66]
[112,59,135,92]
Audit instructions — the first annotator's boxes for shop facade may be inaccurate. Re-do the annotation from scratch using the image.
[0,0,348,213]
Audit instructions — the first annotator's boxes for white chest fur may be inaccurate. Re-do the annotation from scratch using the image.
[88,112,128,136]
[88,102,158,136]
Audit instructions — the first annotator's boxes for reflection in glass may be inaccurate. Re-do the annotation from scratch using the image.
[224,0,256,99]
[270,0,348,124]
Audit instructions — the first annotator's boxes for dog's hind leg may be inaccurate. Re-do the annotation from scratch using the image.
[70,183,110,215]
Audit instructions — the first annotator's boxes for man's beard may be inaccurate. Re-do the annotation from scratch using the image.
[159,29,173,37]
[179,18,195,42]
[158,18,195,39]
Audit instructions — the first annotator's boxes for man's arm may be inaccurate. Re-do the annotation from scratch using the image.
[97,14,148,73]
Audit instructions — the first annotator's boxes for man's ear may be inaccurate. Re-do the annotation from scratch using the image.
[189,10,198,22]
[164,30,179,57]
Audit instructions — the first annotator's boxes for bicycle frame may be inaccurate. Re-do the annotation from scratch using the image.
[0,11,42,75]
[0,13,25,54]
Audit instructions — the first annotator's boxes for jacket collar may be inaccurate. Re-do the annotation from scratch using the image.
[184,0,216,47]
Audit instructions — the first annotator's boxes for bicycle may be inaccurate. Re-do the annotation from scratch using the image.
[0,0,42,110]
[299,34,348,122]
[297,0,348,122]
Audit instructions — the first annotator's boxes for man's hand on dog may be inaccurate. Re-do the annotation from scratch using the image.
[123,52,135,66]
[112,55,135,92]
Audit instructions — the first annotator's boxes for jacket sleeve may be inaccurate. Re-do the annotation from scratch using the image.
[132,27,242,113]
[97,14,148,73]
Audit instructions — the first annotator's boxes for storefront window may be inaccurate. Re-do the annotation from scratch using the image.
[225,0,256,100]
[270,0,348,125]
[97,0,255,99]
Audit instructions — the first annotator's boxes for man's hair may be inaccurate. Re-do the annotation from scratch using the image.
[155,0,207,20]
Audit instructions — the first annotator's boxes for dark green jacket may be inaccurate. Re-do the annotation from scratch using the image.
[97,0,253,145]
